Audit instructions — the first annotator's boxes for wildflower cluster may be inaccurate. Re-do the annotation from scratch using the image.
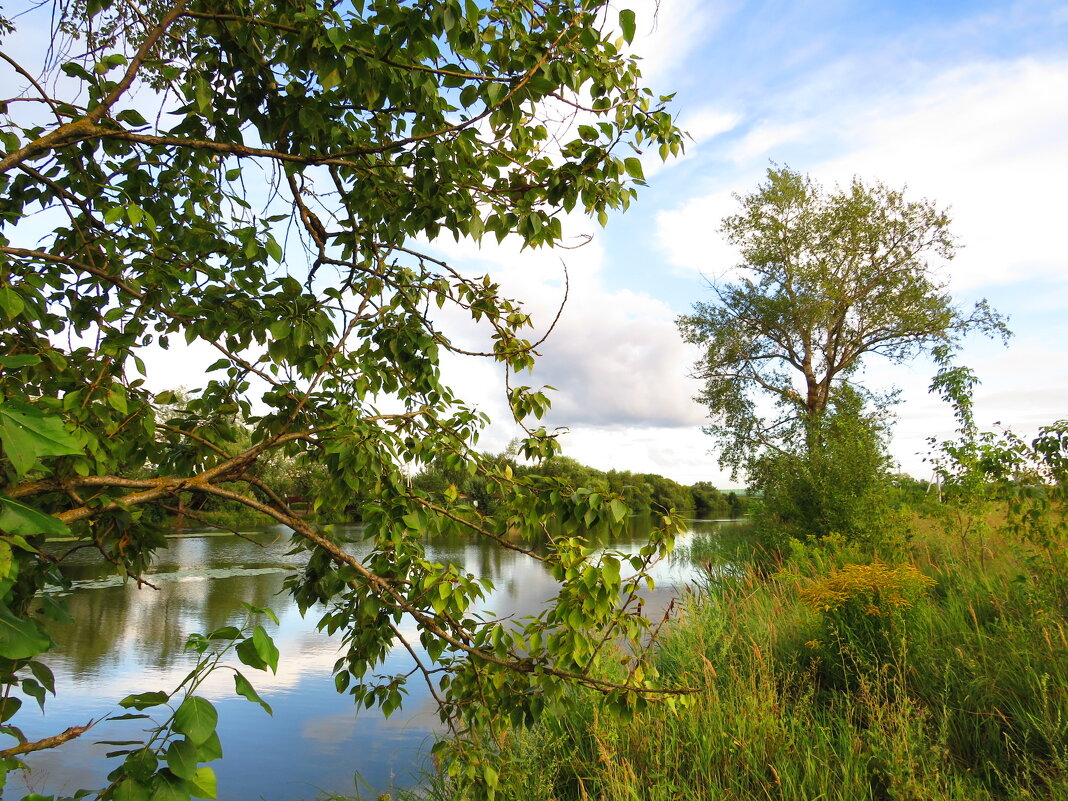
[799,562,936,617]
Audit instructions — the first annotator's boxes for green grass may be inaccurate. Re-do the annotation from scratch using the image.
[413,510,1068,801]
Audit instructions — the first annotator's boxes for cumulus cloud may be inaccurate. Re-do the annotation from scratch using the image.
[727,120,810,163]
[813,58,1068,290]
[529,287,707,428]
[682,108,744,143]
[654,187,747,276]
[558,424,736,486]
[423,220,709,439]
[656,58,1068,289]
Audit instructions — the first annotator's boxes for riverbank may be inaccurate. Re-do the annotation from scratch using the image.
[402,509,1067,801]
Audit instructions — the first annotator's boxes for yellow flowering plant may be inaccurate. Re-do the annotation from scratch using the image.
[799,562,936,684]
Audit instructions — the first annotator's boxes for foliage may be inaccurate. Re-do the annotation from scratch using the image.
[929,350,1067,576]
[414,448,731,520]
[0,0,687,794]
[749,384,904,545]
[0,603,280,796]
[689,481,744,519]
[678,166,1008,473]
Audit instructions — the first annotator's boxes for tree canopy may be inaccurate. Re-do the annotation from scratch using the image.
[678,167,1008,473]
[0,0,685,794]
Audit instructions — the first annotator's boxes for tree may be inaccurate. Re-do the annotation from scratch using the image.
[749,385,902,544]
[0,0,686,794]
[678,167,1008,475]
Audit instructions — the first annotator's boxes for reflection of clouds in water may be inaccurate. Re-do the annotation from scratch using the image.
[377,692,447,732]
[301,710,357,749]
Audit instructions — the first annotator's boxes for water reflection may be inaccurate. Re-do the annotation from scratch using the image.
[11,519,737,800]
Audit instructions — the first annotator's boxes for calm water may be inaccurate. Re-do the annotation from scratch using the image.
[10,519,736,800]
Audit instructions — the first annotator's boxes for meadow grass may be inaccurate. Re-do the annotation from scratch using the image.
[417,511,1068,801]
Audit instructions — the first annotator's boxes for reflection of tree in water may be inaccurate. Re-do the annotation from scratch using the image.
[53,573,289,675]
[47,543,295,676]
[43,519,720,678]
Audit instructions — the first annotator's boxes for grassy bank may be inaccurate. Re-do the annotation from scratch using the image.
[410,512,1067,801]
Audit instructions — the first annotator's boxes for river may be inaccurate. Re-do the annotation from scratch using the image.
[8,518,737,800]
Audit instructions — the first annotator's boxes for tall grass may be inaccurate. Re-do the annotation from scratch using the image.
[419,512,1068,801]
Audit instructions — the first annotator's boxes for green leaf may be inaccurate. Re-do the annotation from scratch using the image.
[114,778,151,801]
[0,541,11,582]
[21,678,46,711]
[206,626,240,640]
[233,671,272,715]
[166,738,198,780]
[0,401,82,477]
[195,731,223,763]
[107,388,128,415]
[189,766,217,799]
[459,84,478,107]
[624,157,644,180]
[619,9,636,44]
[265,238,283,264]
[485,82,507,107]
[124,747,158,782]
[0,355,40,369]
[149,771,191,801]
[116,108,148,126]
[320,68,341,91]
[0,495,69,537]
[104,206,125,225]
[27,660,55,694]
[0,604,51,659]
[0,286,23,319]
[0,697,21,723]
[609,499,628,524]
[236,626,279,674]
[173,697,217,745]
[118,691,169,710]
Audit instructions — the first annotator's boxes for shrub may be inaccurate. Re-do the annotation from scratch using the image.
[799,561,935,686]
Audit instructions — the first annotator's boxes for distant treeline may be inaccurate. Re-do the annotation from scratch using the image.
[151,449,745,531]
[413,452,746,519]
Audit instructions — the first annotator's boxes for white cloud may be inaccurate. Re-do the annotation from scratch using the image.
[528,287,708,428]
[656,57,1068,291]
[415,216,722,476]
[622,0,731,88]
[728,120,810,163]
[558,425,737,487]
[681,108,743,144]
[654,187,747,276]
[812,58,1068,290]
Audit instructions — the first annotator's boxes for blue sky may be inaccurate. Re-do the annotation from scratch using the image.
[5,0,1063,489]
[435,0,1068,487]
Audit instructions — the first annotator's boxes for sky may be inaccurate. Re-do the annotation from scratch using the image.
[6,0,1065,489]
[423,0,1068,488]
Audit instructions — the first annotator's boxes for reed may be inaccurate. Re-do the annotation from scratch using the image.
[417,512,1068,800]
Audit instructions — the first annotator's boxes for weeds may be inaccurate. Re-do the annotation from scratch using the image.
[422,512,1067,800]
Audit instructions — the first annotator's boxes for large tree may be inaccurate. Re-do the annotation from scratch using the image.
[678,167,1007,475]
[0,0,685,795]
